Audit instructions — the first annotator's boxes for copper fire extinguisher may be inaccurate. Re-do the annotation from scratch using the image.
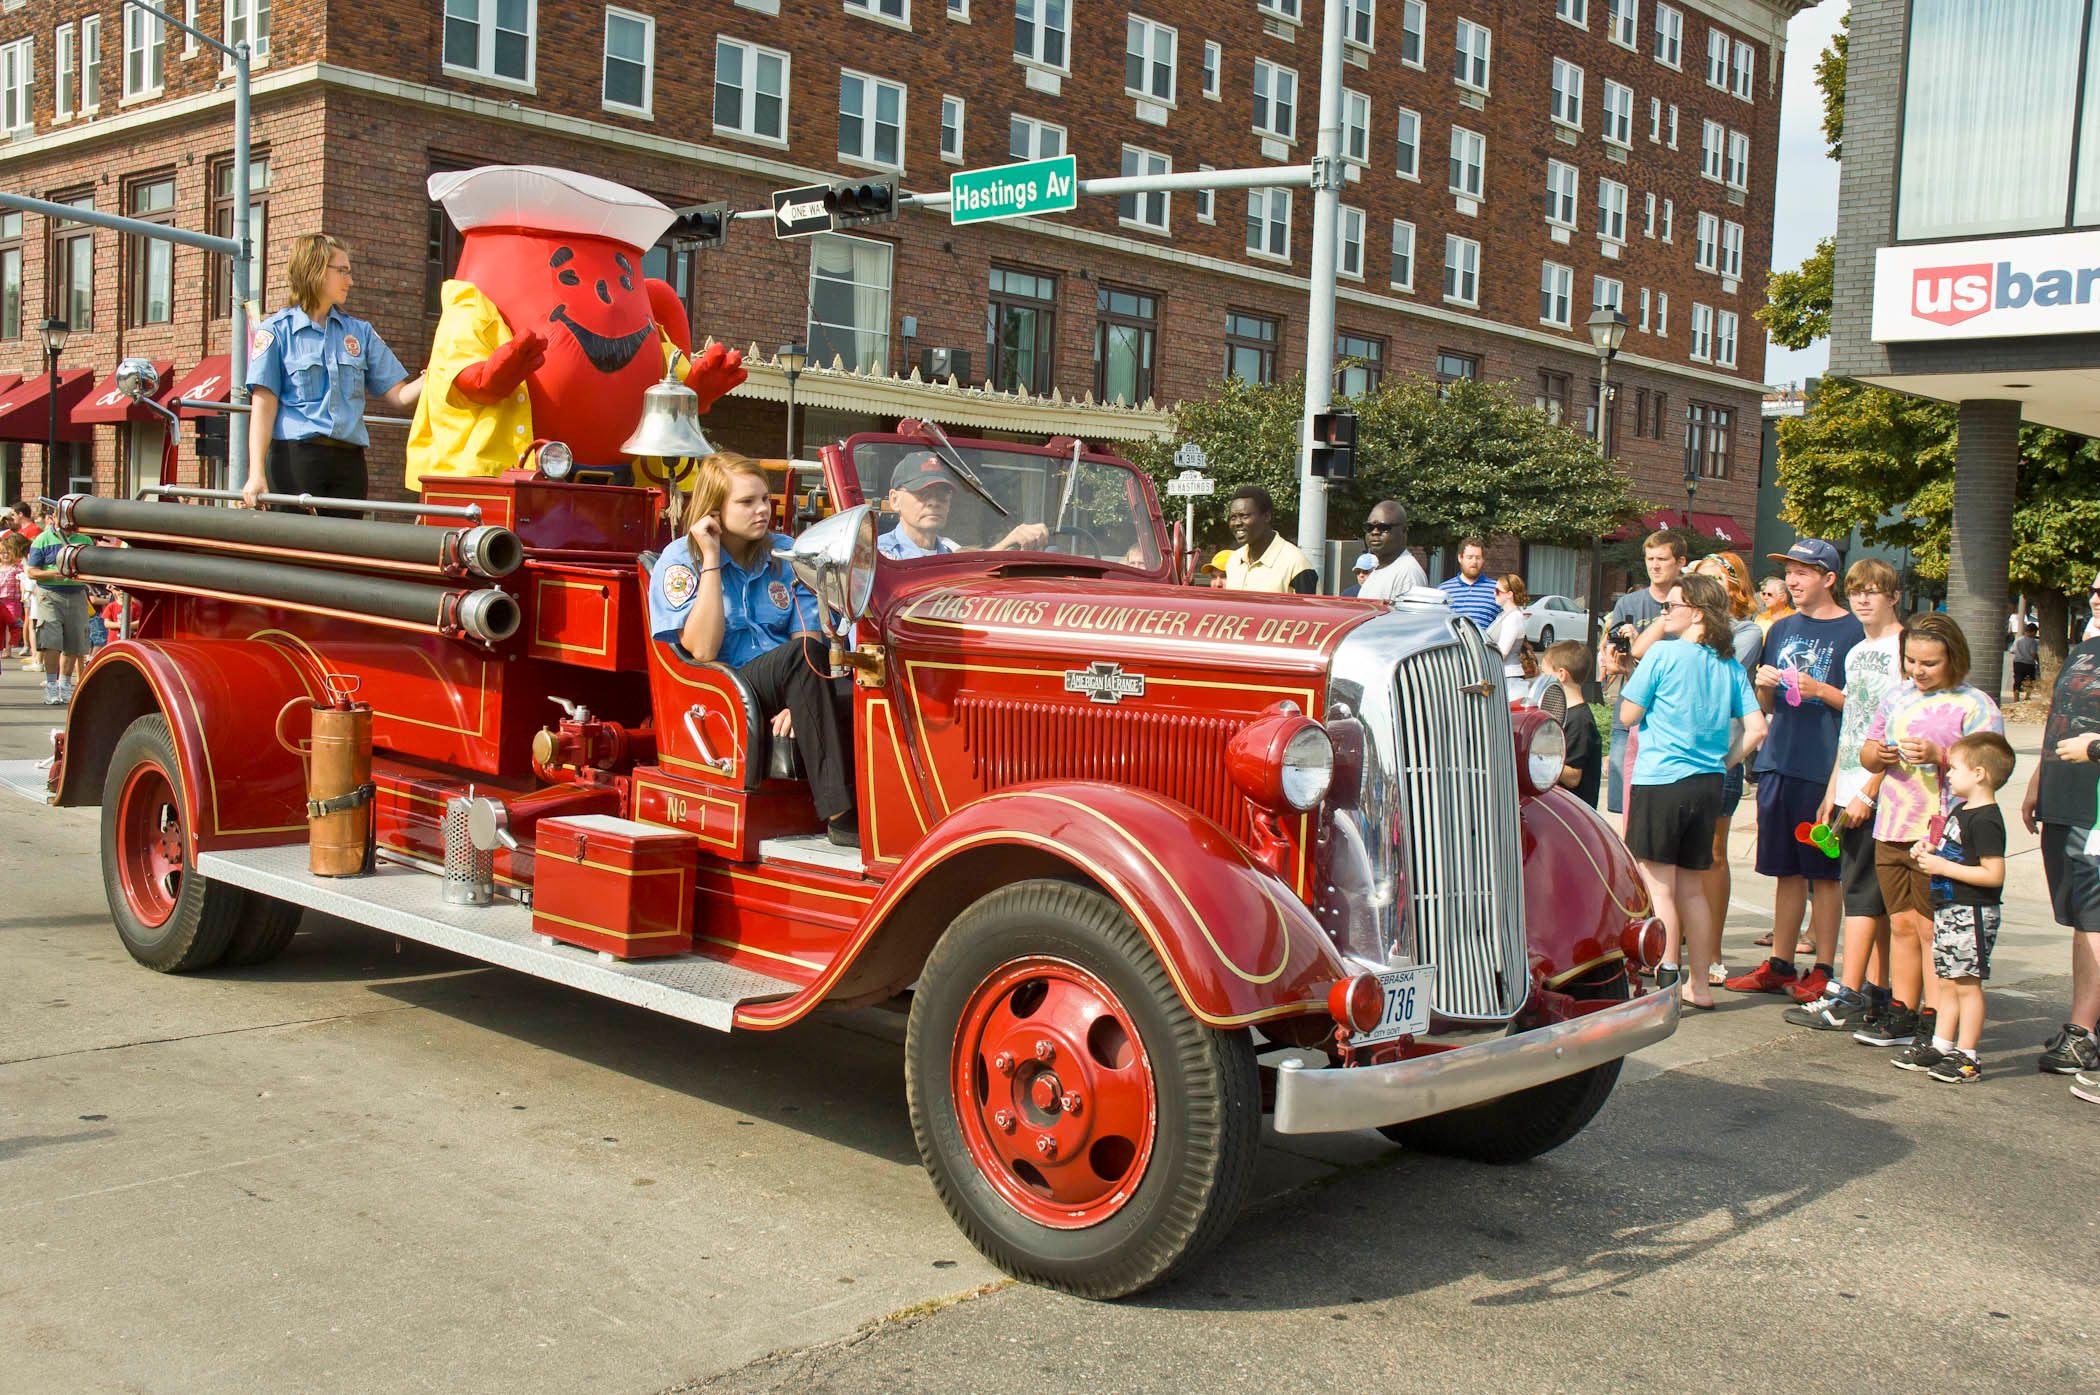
[277,673,375,877]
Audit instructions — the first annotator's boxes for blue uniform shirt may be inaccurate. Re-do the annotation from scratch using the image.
[246,305,408,448]
[877,524,961,560]
[1438,572,1501,629]
[648,533,821,669]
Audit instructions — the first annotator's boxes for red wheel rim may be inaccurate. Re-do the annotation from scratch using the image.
[115,761,185,930]
[951,957,1157,1230]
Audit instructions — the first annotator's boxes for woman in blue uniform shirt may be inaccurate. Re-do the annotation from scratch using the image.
[648,453,858,846]
[242,233,423,511]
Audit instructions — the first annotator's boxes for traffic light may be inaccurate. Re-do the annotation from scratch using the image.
[1310,410,1358,480]
[194,412,228,462]
[667,201,731,250]
[824,177,898,228]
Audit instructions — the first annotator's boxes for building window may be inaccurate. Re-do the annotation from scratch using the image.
[1720,219,1743,279]
[1545,160,1579,228]
[1345,0,1374,48]
[1644,191,1656,236]
[1606,0,1636,47]
[1443,234,1480,306]
[1337,204,1365,279]
[1010,115,1065,159]
[225,0,271,64]
[1014,0,1069,70]
[1196,166,1215,222]
[715,38,787,141]
[1550,58,1583,128]
[1686,401,1732,477]
[1126,17,1176,102]
[1706,27,1729,88]
[1342,89,1370,164]
[55,24,73,122]
[0,213,20,340]
[1601,80,1632,146]
[838,69,904,168]
[1535,370,1570,424]
[1637,285,1651,331]
[121,6,165,98]
[1390,219,1415,291]
[1650,391,1667,438]
[603,8,653,114]
[940,95,964,161]
[1394,107,1420,177]
[1119,145,1171,231]
[1435,350,1478,382]
[1096,285,1157,405]
[1689,302,1713,361]
[1724,130,1749,190]
[949,0,967,16]
[1700,120,1725,182]
[1246,187,1290,260]
[1336,331,1383,395]
[808,233,892,375]
[1715,310,1739,367]
[443,0,533,86]
[1648,95,1661,142]
[1656,290,1669,334]
[641,236,693,336]
[1258,0,1302,21]
[1597,178,1627,243]
[1556,0,1586,27]
[127,176,175,326]
[1731,39,1754,99]
[1594,276,1622,311]
[0,39,30,133]
[1694,212,1719,271]
[1666,104,1678,147]
[211,154,269,320]
[1662,197,1674,241]
[1449,126,1485,199]
[1454,18,1491,93]
[80,17,101,112]
[988,265,1056,395]
[51,194,94,333]
[1653,3,1681,67]
[1225,311,1279,384]
[1202,40,1220,99]
[1253,59,1297,141]
[1400,0,1424,67]
[845,0,910,23]
[1540,261,1573,328]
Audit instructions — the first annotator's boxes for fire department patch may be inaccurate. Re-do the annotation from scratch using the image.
[768,580,792,611]
[250,328,273,356]
[661,564,697,605]
[343,334,362,360]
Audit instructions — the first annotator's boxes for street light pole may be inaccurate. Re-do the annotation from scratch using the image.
[39,317,69,499]
[1583,306,1628,656]
[777,342,807,459]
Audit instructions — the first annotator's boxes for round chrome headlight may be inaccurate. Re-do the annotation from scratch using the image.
[1280,723,1335,811]
[537,440,574,480]
[1518,713,1566,796]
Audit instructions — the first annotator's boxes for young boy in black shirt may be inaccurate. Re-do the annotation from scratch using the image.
[1907,733,2015,1083]
[1545,640,1602,808]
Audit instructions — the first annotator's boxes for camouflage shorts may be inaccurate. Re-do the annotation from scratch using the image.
[1932,904,2000,982]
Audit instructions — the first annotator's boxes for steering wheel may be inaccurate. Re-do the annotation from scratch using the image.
[1044,523,1105,557]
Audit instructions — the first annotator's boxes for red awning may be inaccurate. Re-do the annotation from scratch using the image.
[0,368,94,443]
[168,355,234,419]
[0,372,20,399]
[1610,509,1751,546]
[1688,511,1750,545]
[73,360,175,425]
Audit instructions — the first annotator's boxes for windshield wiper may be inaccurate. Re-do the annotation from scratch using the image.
[1051,437,1083,536]
[912,418,1010,518]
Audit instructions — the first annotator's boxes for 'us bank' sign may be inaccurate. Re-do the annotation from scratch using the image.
[1873,230,2100,342]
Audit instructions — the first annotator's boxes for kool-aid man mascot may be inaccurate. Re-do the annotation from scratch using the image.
[405,164,745,488]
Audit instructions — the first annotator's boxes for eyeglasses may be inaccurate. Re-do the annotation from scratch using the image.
[326,263,353,276]
[1666,600,1700,612]
[1852,588,1886,599]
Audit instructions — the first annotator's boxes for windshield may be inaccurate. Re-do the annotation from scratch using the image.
[847,438,1163,568]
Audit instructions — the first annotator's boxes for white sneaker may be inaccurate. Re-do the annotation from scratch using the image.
[41,687,61,706]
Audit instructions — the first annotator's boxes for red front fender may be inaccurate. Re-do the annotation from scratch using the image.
[734,781,1345,1031]
[1519,787,1654,989]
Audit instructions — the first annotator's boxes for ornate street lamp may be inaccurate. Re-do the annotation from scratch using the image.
[777,342,808,460]
[39,317,70,499]
[1584,306,1628,656]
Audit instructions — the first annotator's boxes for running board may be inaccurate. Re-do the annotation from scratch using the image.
[197,845,802,1031]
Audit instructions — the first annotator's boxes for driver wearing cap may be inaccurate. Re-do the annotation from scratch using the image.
[878,452,1048,557]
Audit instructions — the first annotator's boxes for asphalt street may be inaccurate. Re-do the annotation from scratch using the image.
[0,661,2091,1395]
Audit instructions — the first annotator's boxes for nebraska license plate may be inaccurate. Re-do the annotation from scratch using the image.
[1355,963,1435,1046]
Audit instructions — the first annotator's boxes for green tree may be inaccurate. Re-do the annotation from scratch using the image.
[1817,11,1847,160]
[1760,237,1833,349]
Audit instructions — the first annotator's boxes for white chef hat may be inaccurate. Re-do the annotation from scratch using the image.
[428,165,676,252]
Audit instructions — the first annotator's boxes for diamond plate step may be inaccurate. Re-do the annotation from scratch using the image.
[197,845,803,1031]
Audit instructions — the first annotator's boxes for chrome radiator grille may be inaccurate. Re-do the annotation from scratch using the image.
[1390,625,1528,1020]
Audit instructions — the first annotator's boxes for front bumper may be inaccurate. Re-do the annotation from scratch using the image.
[1270,986,1679,1134]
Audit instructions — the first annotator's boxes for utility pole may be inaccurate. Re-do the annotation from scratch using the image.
[1293,0,1348,569]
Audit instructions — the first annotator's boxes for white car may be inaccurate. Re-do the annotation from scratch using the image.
[1523,594,1588,646]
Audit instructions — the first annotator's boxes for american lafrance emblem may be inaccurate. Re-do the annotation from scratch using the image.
[1064,661,1145,704]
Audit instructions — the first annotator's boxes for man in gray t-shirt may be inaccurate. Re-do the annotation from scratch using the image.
[1597,531,1686,817]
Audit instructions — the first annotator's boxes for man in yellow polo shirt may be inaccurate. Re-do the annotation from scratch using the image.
[1221,486,1318,594]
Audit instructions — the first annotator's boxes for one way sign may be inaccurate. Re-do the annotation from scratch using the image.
[773,183,834,239]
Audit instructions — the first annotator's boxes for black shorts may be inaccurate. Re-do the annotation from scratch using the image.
[1626,773,1725,871]
[2042,823,2100,932]
[1839,818,1885,919]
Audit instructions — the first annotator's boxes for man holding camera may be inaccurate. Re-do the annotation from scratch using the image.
[1598,531,1688,822]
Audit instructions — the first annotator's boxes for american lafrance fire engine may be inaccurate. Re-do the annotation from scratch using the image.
[15,391,1674,1298]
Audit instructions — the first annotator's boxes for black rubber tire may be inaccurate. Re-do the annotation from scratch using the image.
[1379,968,1630,1164]
[1538,625,1555,645]
[219,895,304,967]
[906,879,1260,1300]
[100,713,248,973]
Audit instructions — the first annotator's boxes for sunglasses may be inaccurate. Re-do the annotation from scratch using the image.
[1364,522,1394,533]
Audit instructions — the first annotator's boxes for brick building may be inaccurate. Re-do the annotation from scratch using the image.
[0,0,1796,596]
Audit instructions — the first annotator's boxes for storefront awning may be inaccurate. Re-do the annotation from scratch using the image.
[1612,508,1751,546]
[168,356,234,419]
[0,372,20,399]
[0,368,94,444]
[73,360,175,425]
[1688,511,1751,545]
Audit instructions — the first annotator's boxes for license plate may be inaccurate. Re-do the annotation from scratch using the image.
[1354,963,1435,1046]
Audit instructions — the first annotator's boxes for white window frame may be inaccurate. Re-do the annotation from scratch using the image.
[80,16,101,114]
[1601,80,1632,147]
[1126,16,1177,105]
[1443,233,1481,306]
[1556,0,1587,29]
[1014,0,1071,72]
[1731,39,1754,100]
[1720,219,1744,279]
[1666,103,1678,148]
[1662,197,1674,241]
[1700,119,1725,181]
[1345,0,1375,49]
[1247,186,1291,262]
[1705,27,1728,89]
[1390,219,1415,291]
[1454,18,1491,94]
[940,94,965,162]
[844,0,912,29]
[1643,191,1656,236]
[1196,165,1216,223]
[1638,285,1652,331]
[1258,0,1303,21]
[1653,3,1681,67]
[948,0,969,17]
[442,0,535,90]
[1715,309,1738,367]
[1606,0,1637,49]
[1118,144,1171,233]
[1009,114,1066,160]
[1540,261,1573,328]
[1338,204,1365,279]
[1689,302,1713,361]
[224,0,272,69]
[1253,59,1298,141]
[1448,126,1485,199]
[1593,275,1622,310]
[1202,40,1221,99]
[1551,58,1583,129]
[1597,178,1627,243]
[838,68,906,170]
[714,36,789,144]
[0,39,31,133]
[1725,129,1749,190]
[1400,0,1425,68]
[1657,291,1669,335]
[55,23,72,122]
[1648,95,1661,142]
[602,7,654,116]
[122,3,165,99]
[1545,159,1579,229]
[806,231,894,376]
[1394,106,1420,179]
[1694,211,1719,271]
[1342,88,1370,165]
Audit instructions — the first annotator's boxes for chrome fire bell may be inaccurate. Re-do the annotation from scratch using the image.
[619,367,717,460]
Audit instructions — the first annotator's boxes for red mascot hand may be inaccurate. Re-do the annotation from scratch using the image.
[682,343,747,413]
[453,329,549,405]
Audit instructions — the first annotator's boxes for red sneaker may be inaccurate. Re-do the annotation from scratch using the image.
[1787,968,1832,1003]
[1725,959,1799,994]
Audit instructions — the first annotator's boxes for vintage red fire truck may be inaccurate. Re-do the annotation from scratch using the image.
[22,423,1673,1298]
